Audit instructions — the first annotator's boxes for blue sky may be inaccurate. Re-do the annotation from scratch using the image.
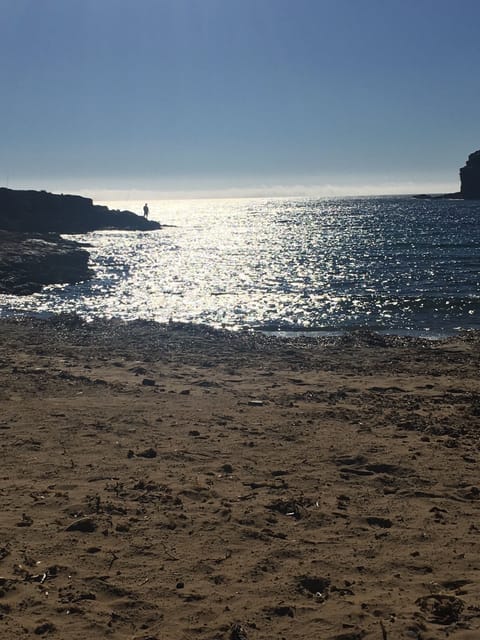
[1,0,480,198]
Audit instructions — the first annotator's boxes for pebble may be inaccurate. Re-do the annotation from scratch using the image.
[137,448,157,459]
[221,463,234,474]
[65,517,96,533]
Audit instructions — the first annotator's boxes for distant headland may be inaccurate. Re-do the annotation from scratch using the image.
[414,149,480,200]
[0,188,160,295]
[0,187,160,233]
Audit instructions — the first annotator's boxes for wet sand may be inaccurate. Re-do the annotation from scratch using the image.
[0,317,479,639]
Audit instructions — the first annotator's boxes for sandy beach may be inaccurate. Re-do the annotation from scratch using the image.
[0,316,479,639]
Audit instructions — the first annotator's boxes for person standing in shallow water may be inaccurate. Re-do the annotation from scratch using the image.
[143,203,149,219]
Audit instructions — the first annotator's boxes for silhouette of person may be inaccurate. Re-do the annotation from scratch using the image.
[143,203,149,219]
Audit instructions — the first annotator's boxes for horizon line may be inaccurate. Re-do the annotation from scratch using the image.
[2,180,460,203]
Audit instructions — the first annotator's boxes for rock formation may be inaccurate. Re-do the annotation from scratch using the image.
[0,231,93,295]
[460,150,480,199]
[0,188,160,233]
[0,187,161,295]
[414,149,480,200]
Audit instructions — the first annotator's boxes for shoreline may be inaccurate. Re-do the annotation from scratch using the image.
[1,316,479,639]
[0,310,476,341]
[2,193,479,337]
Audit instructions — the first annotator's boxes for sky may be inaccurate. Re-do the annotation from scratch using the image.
[1,0,480,200]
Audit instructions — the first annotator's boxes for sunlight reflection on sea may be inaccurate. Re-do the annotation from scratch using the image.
[1,196,480,335]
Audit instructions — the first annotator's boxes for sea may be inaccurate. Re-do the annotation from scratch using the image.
[1,196,480,337]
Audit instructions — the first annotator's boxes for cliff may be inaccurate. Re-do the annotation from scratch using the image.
[0,231,93,295]
[0,188,160,233]
[414,149,480,200]
[460,150,480,199]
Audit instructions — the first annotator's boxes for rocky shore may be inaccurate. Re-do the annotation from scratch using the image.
[0,231,93,295]
[0,188,160,234]
[0,317,479,639]
[0,188,160,294]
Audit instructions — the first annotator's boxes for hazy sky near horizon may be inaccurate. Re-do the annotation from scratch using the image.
[2,0,480,199]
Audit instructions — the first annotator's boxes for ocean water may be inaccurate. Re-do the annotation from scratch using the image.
[1,196,480,336]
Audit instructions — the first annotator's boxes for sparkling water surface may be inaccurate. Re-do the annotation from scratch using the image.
[1,196,480,335]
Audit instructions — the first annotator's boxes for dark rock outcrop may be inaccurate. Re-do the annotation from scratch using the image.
[0,187,161,295]
[414,149,480,200]
[0,188,160,233]
[460,150,480,199]
[413,191,462,200]
[0,231,93,295]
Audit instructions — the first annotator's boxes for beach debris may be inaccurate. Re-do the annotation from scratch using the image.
[416,594,464,625]
[176,581,184,589]
[268,497,311,520]
[248,400,264,406]
[221,463,234,474]
[340,467,375,477]
[108,552,118,570]
[33,621,56,635]
[230,623,248,640]
[0,547,10,561]
[65,517,96,533]
[380,620,388,640]
[16,513,33,527]
[271,469,288,477]
[160,541,178,561]
[142,378,155,386]
[137,448,157,459]
[27,570,50,584]
[366,516,393,528]
[337,494,350,510]
[297,575,330,599]
[130,366,147,375]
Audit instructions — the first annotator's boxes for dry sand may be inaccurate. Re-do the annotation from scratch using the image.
[0,316,479,639]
